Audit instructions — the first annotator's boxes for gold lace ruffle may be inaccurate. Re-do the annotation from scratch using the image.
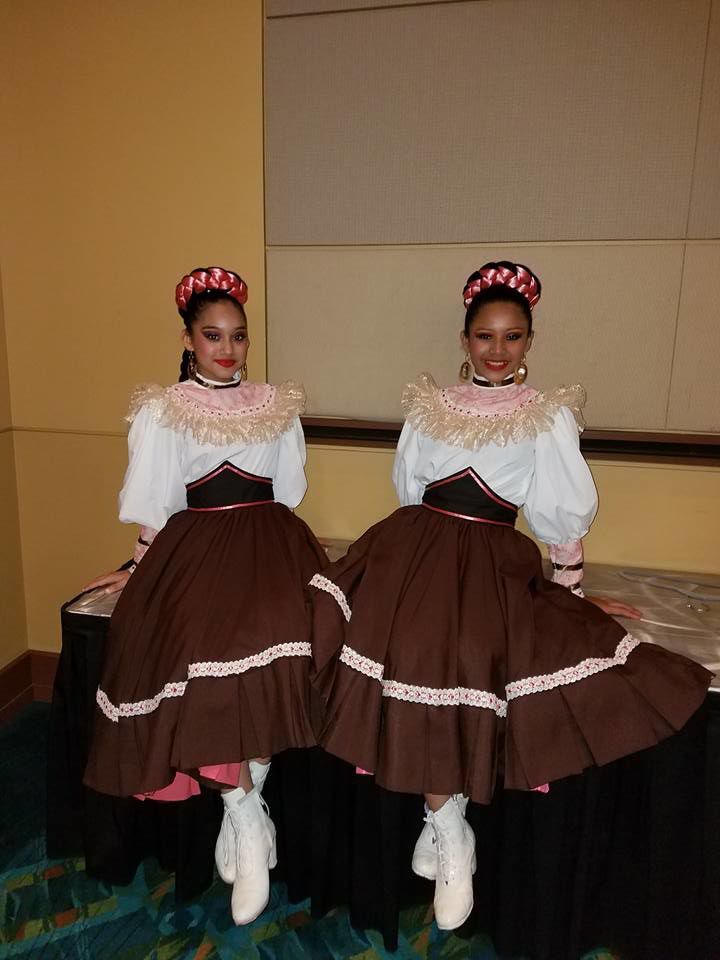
[402,373,586,450]
[127,381,306,445]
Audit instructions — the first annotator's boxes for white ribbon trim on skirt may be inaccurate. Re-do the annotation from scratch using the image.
[310,573,641,718]
[96,641,312,723]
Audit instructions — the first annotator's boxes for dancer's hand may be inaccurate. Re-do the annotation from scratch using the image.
[585,594,642,620]
[81,570,131,595]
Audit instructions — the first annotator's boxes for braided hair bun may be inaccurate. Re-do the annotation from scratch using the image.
[175,266,248,316]
[462,261,541,310]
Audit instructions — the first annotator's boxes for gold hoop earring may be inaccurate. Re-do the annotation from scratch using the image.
[459,352,472,381]
[514,356,528,384]
[187,350,197,379]
[240,362,248,381]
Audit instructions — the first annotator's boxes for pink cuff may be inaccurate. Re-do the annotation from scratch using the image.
[553,567,584,588]
[549,540,584,589]
[548,541,583,567]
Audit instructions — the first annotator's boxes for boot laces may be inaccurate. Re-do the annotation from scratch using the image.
[422,811,437,848]
[219,810,235,867]
[436,830,457,884]
[234,794,271,878]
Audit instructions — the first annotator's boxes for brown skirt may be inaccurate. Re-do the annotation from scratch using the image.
[85,503,326,797]
[310,506,711,804]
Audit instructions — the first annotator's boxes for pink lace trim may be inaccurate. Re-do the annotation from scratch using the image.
[310,574,352,622]
[382,679,508,717]
[441,385,537,419]
[333,635,640,716]
[96,642,311,723]
[188,642,312,678]
[505,634,639,700]
[339,644,383,680]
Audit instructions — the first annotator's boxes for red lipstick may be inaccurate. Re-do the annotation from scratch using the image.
[215,359,236,368]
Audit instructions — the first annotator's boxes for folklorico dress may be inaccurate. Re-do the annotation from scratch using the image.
[85,379,326,799]
[310,374,711,804]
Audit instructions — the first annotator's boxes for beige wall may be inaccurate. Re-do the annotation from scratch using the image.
[268,241,720,430]
[0,0,265,654]
[265,0,720,432]
[298,446,720,575]
[0,265,27,668]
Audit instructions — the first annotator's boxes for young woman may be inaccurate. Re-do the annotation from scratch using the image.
[84,266,326,925]
[309,261,711,931]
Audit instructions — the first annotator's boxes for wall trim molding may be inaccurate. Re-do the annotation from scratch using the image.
[0,650,58,726]
[302,417,720,464]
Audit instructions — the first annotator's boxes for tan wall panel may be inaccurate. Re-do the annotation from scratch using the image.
[268,243,685,429]
[14,431,133,653]
[688,0,720,237]
[265,0,707,245]
[0,267,11,431]
[0,0,266,434]
[0,434,27,668]
[585,461,720,573]
[667,243,720,431]
[299,445,720,573]
[0,267,26,668]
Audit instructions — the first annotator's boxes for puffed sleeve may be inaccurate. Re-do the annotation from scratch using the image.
[392,421,425,506]
[523,406,598,589]
[272,417,308,509]
[119,404,187,532]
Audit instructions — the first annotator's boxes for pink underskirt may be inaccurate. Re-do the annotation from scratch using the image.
[134,764,241,802]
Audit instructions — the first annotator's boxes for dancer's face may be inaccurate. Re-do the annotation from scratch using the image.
[183,301,249,382]
[461,301,533,384]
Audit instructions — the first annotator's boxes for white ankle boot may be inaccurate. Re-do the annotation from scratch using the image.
[428,796,476,930]
[249,760,270,793]
[229,789,277,925]
[215,762,272,885]
[412,794,469,880]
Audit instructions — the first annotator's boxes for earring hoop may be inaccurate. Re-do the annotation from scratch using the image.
[187,350,197,379]
[459,352,472,381]
[514,355,528,384]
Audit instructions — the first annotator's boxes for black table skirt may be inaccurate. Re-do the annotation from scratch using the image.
[47,603,720,958]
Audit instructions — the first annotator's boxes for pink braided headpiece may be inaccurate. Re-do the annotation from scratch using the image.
[175,267,248,313]
[462,263,540,310]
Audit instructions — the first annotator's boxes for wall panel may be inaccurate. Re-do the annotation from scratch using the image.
[0,434,26,669]
[667,243,720,431]
[268,242,686,428]
[688,0,720,238]
[265,0,708,245]
[0,266,26,669]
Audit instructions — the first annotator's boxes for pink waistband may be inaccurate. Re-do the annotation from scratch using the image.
[187,499,275,513]
[422,502,516,527]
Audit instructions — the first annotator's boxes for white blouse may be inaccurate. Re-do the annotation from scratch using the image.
[392,374,597,557]
[118,380,307,533]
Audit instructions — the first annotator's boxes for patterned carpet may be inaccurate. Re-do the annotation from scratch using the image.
[1,704,616,959]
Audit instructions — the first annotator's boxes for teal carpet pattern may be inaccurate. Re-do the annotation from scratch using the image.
[1,704,616,959]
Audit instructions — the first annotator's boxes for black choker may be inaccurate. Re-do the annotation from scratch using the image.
[193,372,243,390]
[472,374,516,388]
